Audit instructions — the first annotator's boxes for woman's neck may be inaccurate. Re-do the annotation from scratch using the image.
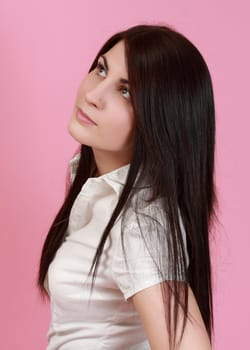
[92,147,132,176]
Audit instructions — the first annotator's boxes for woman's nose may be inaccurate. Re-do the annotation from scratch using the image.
[85,82,106,109]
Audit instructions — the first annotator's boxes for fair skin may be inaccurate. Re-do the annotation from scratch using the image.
[68,40,212,349]
[131,284,212,350]
[68,40,135,175]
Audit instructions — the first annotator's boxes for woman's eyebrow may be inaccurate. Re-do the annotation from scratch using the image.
[100,55,109,72]
[120,78,129,84]
[100,54,129,85]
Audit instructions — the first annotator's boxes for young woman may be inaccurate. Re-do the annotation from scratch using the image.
[38,24,216,350]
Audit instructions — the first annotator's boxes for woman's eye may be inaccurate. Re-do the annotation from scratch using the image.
[120,86,130,99]
[96,63,106,77]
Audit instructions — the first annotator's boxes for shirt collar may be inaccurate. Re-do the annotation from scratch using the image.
[69,153,130,195]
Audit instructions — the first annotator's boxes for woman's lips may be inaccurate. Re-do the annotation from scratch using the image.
[76,108,97,126]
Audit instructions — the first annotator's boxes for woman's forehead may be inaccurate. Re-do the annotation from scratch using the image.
[101,41,128,80]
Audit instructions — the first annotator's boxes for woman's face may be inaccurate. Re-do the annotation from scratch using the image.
[68,40,135,162]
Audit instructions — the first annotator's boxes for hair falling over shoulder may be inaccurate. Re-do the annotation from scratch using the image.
[38,24,217,349]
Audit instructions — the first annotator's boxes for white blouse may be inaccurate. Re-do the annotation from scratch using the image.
[46,153,188,350]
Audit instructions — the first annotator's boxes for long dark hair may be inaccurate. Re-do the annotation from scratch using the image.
[38,24,217,348]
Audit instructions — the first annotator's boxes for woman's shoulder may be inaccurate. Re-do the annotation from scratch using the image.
[124,189,166,229]
[121,190,189,263]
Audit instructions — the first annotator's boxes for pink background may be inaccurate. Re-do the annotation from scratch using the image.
[0,0,249,348]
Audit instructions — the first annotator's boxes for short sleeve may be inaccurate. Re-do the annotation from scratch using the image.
[111,223,166,300]
[111,204,189,300]
[112,201,188,299]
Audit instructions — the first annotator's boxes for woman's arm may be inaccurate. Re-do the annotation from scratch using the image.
[131,284,212,350]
